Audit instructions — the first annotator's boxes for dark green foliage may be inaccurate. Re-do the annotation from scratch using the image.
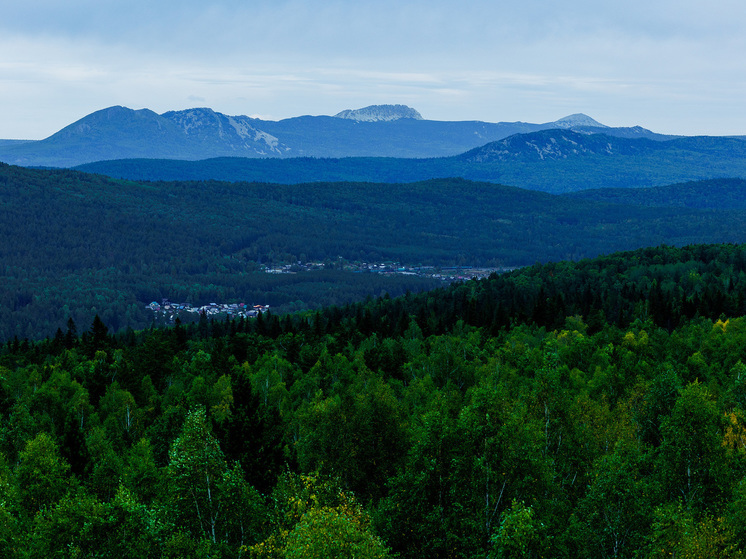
[6,162,746,342]
[4,244,746,555]
[570,178,746,210]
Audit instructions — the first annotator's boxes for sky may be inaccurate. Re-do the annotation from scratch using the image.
[2,0,745,139]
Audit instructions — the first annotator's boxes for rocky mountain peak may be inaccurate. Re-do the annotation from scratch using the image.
[161,108,223,134]
[552,113,608,129]
[333,104,423,122]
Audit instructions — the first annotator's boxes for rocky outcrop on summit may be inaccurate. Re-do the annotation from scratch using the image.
[160,108,285,155]
[333,104,423,122]
[551,113,608,129]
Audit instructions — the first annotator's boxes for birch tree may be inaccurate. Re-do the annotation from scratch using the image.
[166,407,263,551]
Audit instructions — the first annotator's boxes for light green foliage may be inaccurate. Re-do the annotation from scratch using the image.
[451,381,550,549]
[0,453,21,558]
[85,425,123,500]
[490,500,540,559]
[0,505,21,559]
[249,354,292,414]
[646,502,743,559]
[122,438,160,504]
[374,390,461,558]
[294,373,408,499]
[284,504,390,559]
[209,373,234,422]
[249,472,389,559]
[100,383,138,445]
[659,381,730,512]
[28,368,93,448]
[569,444,651,558]
[30,486,162,559]
[166,407,264,550]
[16,432,71,514]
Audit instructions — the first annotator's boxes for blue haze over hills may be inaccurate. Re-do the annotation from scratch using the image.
[4,103,746,193]
[0,104,676,168]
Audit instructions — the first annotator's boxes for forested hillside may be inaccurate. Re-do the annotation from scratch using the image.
[3,244,746,557]
[76,130,746,192]
[569,178,746,209]
[5,162,746,342]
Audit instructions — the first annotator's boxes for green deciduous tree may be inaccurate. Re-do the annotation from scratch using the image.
[16,432,71,514]
[30,485,162,559]
[645,502,743,559]
[284,502,391,559]
[450,381,551,552]
[489,500,541,559]
[659,381,731,513]
[249,472,389,559]
[0,453,22,558]
[165,407,264,551]
[569,444,652,558]
[294,373,408,500]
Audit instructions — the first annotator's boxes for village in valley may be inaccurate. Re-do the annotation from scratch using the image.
[263,259,511,282]
[146,300,270,322]
[145,260,512,322]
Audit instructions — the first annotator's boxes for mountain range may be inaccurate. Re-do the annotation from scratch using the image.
[0,104,675,167]
[3,103,746,194]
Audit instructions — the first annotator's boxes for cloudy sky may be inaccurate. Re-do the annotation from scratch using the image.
[2,0,745,139]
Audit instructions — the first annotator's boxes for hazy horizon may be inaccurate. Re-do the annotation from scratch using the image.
[2,1,745,139]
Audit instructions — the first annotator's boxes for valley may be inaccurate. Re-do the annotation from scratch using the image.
[263,259,506,282]
[3,103,746,558]
[5,157,746,341]
[144,262,505,324]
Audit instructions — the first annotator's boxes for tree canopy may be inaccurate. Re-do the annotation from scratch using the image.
[3,243,746,556]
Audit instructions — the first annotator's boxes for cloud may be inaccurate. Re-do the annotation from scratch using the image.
[1,1,746,137]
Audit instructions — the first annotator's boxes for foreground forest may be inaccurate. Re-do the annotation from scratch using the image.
[4,243,746,557]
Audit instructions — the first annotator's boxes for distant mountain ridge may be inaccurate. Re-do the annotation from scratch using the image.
[76,129,746,193]
[159,107,288,155]
[0,104,674,167]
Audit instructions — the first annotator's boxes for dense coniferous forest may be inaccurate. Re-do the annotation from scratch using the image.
[5,161,746,342]
[4,244,746,557]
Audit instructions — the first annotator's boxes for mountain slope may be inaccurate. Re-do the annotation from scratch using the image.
[0,105,672,166]
[456,129,666,162]
[76,129,746,193]
[160,107,289,156]
[0,106,290,167]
